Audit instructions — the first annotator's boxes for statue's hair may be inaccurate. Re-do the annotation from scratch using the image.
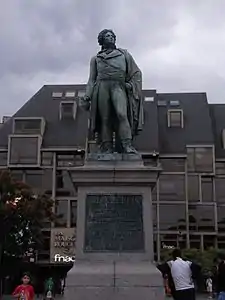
[97,29,116,46]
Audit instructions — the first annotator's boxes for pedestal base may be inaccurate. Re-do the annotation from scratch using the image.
[65,261,164,300]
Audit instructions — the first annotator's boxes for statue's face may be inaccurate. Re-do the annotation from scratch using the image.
[103,31,115,46]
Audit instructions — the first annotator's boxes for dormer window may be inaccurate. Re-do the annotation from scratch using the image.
[60,101,77,120]
[13,118,45,135]
[168,109,184,128]
[65,91,76,98]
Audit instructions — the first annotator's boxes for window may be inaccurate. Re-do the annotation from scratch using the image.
[65,91,75,98]
[52,92,63,98]
[0,152,7,166]
[144,96,154,102]
[8,136,40,165]
[14,118,43,134]
[25,170,43,190]
[187,147,214,173]
[217,206,225,233]
[201,177,214,202]
[189,235,201,249]
[168,109,183,128]
[218,236,225,249]
[78,90,85,97]
[152,204,157,230]
[57,152,84,167]
[158,204,186,231]
[203,235,216,250]
[160,158,185,172]
[157,100,167,106]
[11,170,24,182]
[41,152,53,166]
[216,178,225,203]
[222,129,225,149]
[188,175,200,202]
[60,102,77,120]
[25,170,52,194]
[188,204,215,232]
[170,100,180,106]
[55,200,68,227]
[216,162,225,175]
[159,175,185,201]
[70,201,77,227]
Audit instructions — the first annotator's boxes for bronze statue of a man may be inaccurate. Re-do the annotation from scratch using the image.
[82,29,143,154]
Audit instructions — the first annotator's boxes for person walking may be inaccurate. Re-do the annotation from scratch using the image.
[216,253,225,300]
[206,274,213,299]
[158,249,200,300]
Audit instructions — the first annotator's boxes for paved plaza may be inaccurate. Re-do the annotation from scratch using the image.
[2,294,210,299]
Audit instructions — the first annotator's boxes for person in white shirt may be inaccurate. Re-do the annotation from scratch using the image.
[206,275,213,299]
[167,249,196,300]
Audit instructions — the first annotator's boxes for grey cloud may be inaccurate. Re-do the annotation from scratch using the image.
[0,0,225,119]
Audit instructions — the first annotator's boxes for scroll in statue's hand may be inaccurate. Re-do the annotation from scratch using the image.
[79,95,91,111]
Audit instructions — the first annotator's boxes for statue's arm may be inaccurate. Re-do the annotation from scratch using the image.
[85,56,97,100]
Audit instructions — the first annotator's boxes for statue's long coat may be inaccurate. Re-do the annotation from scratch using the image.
[85,48,144,141]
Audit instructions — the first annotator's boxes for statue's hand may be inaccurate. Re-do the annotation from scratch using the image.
[125,82,132,91]
[79,95,91,111]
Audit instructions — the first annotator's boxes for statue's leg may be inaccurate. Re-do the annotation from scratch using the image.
[111,83,138,154]
[98,81,113,153]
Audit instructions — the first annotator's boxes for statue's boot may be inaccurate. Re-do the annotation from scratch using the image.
[121,139,138,154]
[100,141,113,154]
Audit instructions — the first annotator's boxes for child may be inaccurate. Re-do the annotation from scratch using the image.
[206,275,213,299]
[12,273,35,300]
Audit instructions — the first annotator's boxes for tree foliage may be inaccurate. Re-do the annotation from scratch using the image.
[0,170,54,258]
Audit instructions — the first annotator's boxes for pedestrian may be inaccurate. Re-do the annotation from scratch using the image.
[12,272,35,300]
[216,253,225,300]
[158,249,200,300]
[206,273,213,299]
[44,277,54,300]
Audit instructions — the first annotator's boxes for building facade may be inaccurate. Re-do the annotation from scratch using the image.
[0,85,225,270]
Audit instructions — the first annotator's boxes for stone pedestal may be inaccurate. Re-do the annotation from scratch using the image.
[65,156,164,300]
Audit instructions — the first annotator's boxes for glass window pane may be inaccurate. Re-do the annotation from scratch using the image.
[9,137,39,165]
[218,236,225,250]
[188,204,215,232]
[203,235,216,250]
[188,175,199,202]
[70,201,77,227]
[152,204,157,230]
[169,111,182,127]
[159,204,186,231]
[201,177,213,202]
[187,147,214,173]
[216,178,225,203]
[216,162,225,175]
[0,152,7,166]
[55,200,68,227]
[190,235,201,249]
[41,152,53,166]
[14,119,42,134]
[160,158,185,172]
[159,175,185,201]
[217,206,225,233]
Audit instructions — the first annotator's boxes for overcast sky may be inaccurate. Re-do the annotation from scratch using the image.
[1,0,225,119]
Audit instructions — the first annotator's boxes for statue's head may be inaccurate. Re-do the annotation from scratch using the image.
[98,29,116,48]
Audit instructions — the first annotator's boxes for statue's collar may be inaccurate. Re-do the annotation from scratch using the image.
[97,48,123,59]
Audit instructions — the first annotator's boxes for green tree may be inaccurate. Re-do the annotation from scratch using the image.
[0,170,54,294]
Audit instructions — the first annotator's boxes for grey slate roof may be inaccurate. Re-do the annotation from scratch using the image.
[0,85,223,156]
[156,92,214,154]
